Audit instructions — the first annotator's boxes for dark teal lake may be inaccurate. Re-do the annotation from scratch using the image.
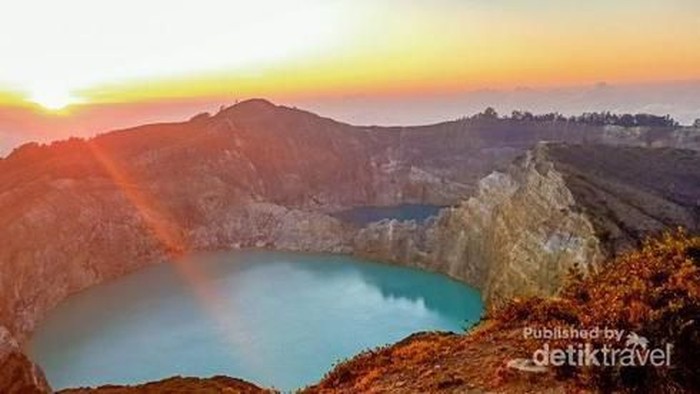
[333,204,444,225]
[28,251,483,391]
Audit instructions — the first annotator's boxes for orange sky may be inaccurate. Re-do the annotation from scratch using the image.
[1,0,699,112]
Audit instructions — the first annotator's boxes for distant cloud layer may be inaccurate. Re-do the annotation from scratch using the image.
[291,81,700,127]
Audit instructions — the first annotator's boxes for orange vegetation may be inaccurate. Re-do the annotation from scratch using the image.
[307,230,700,393]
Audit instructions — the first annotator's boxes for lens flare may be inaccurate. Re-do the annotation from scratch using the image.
[86,141,261,367]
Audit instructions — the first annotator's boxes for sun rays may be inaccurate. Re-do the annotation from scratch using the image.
[86,140,262,366]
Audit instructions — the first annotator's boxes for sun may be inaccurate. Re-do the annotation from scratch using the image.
[28,89,81,112]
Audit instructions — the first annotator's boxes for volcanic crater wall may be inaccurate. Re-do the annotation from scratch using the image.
[2,100,698,338]
[0,100,699,391]
[355,143,700,307]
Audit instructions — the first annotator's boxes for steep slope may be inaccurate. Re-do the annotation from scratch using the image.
[546,144,700,253]
[355,143,700,306]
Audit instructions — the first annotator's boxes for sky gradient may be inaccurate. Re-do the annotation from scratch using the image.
[1,0,699,153]
[2,0,700,107]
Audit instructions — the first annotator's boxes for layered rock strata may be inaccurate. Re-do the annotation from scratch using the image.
[354,143,699,307]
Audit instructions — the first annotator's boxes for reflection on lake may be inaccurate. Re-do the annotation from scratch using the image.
[29,250,483,391]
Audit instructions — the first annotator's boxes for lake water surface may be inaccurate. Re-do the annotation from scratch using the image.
[29,251,482,391]
[333,204,444,226]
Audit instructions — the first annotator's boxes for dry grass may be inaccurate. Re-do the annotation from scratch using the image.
[307,230,700,393]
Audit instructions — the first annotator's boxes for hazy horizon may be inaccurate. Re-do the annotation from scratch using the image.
[1,80,699,156]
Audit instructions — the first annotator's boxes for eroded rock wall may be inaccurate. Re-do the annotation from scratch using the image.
[355,143,699,307]
[477,147,604,306]
[353,145,605,306]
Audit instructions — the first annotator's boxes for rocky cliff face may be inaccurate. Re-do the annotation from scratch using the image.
[354,143,699,307]
[0,326,50,393]
[189,202,354,252]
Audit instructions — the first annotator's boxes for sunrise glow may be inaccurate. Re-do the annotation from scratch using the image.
[29,90,81,112]
[0,0,698,109]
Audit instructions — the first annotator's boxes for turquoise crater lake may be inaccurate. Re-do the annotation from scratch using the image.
[28,251,483,391]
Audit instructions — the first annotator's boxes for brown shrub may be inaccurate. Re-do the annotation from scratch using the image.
[494,230,700,392]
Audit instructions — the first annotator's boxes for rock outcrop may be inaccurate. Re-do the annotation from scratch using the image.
[0,326,50,393]
[354,143,699,307]
[188,202,354,253]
